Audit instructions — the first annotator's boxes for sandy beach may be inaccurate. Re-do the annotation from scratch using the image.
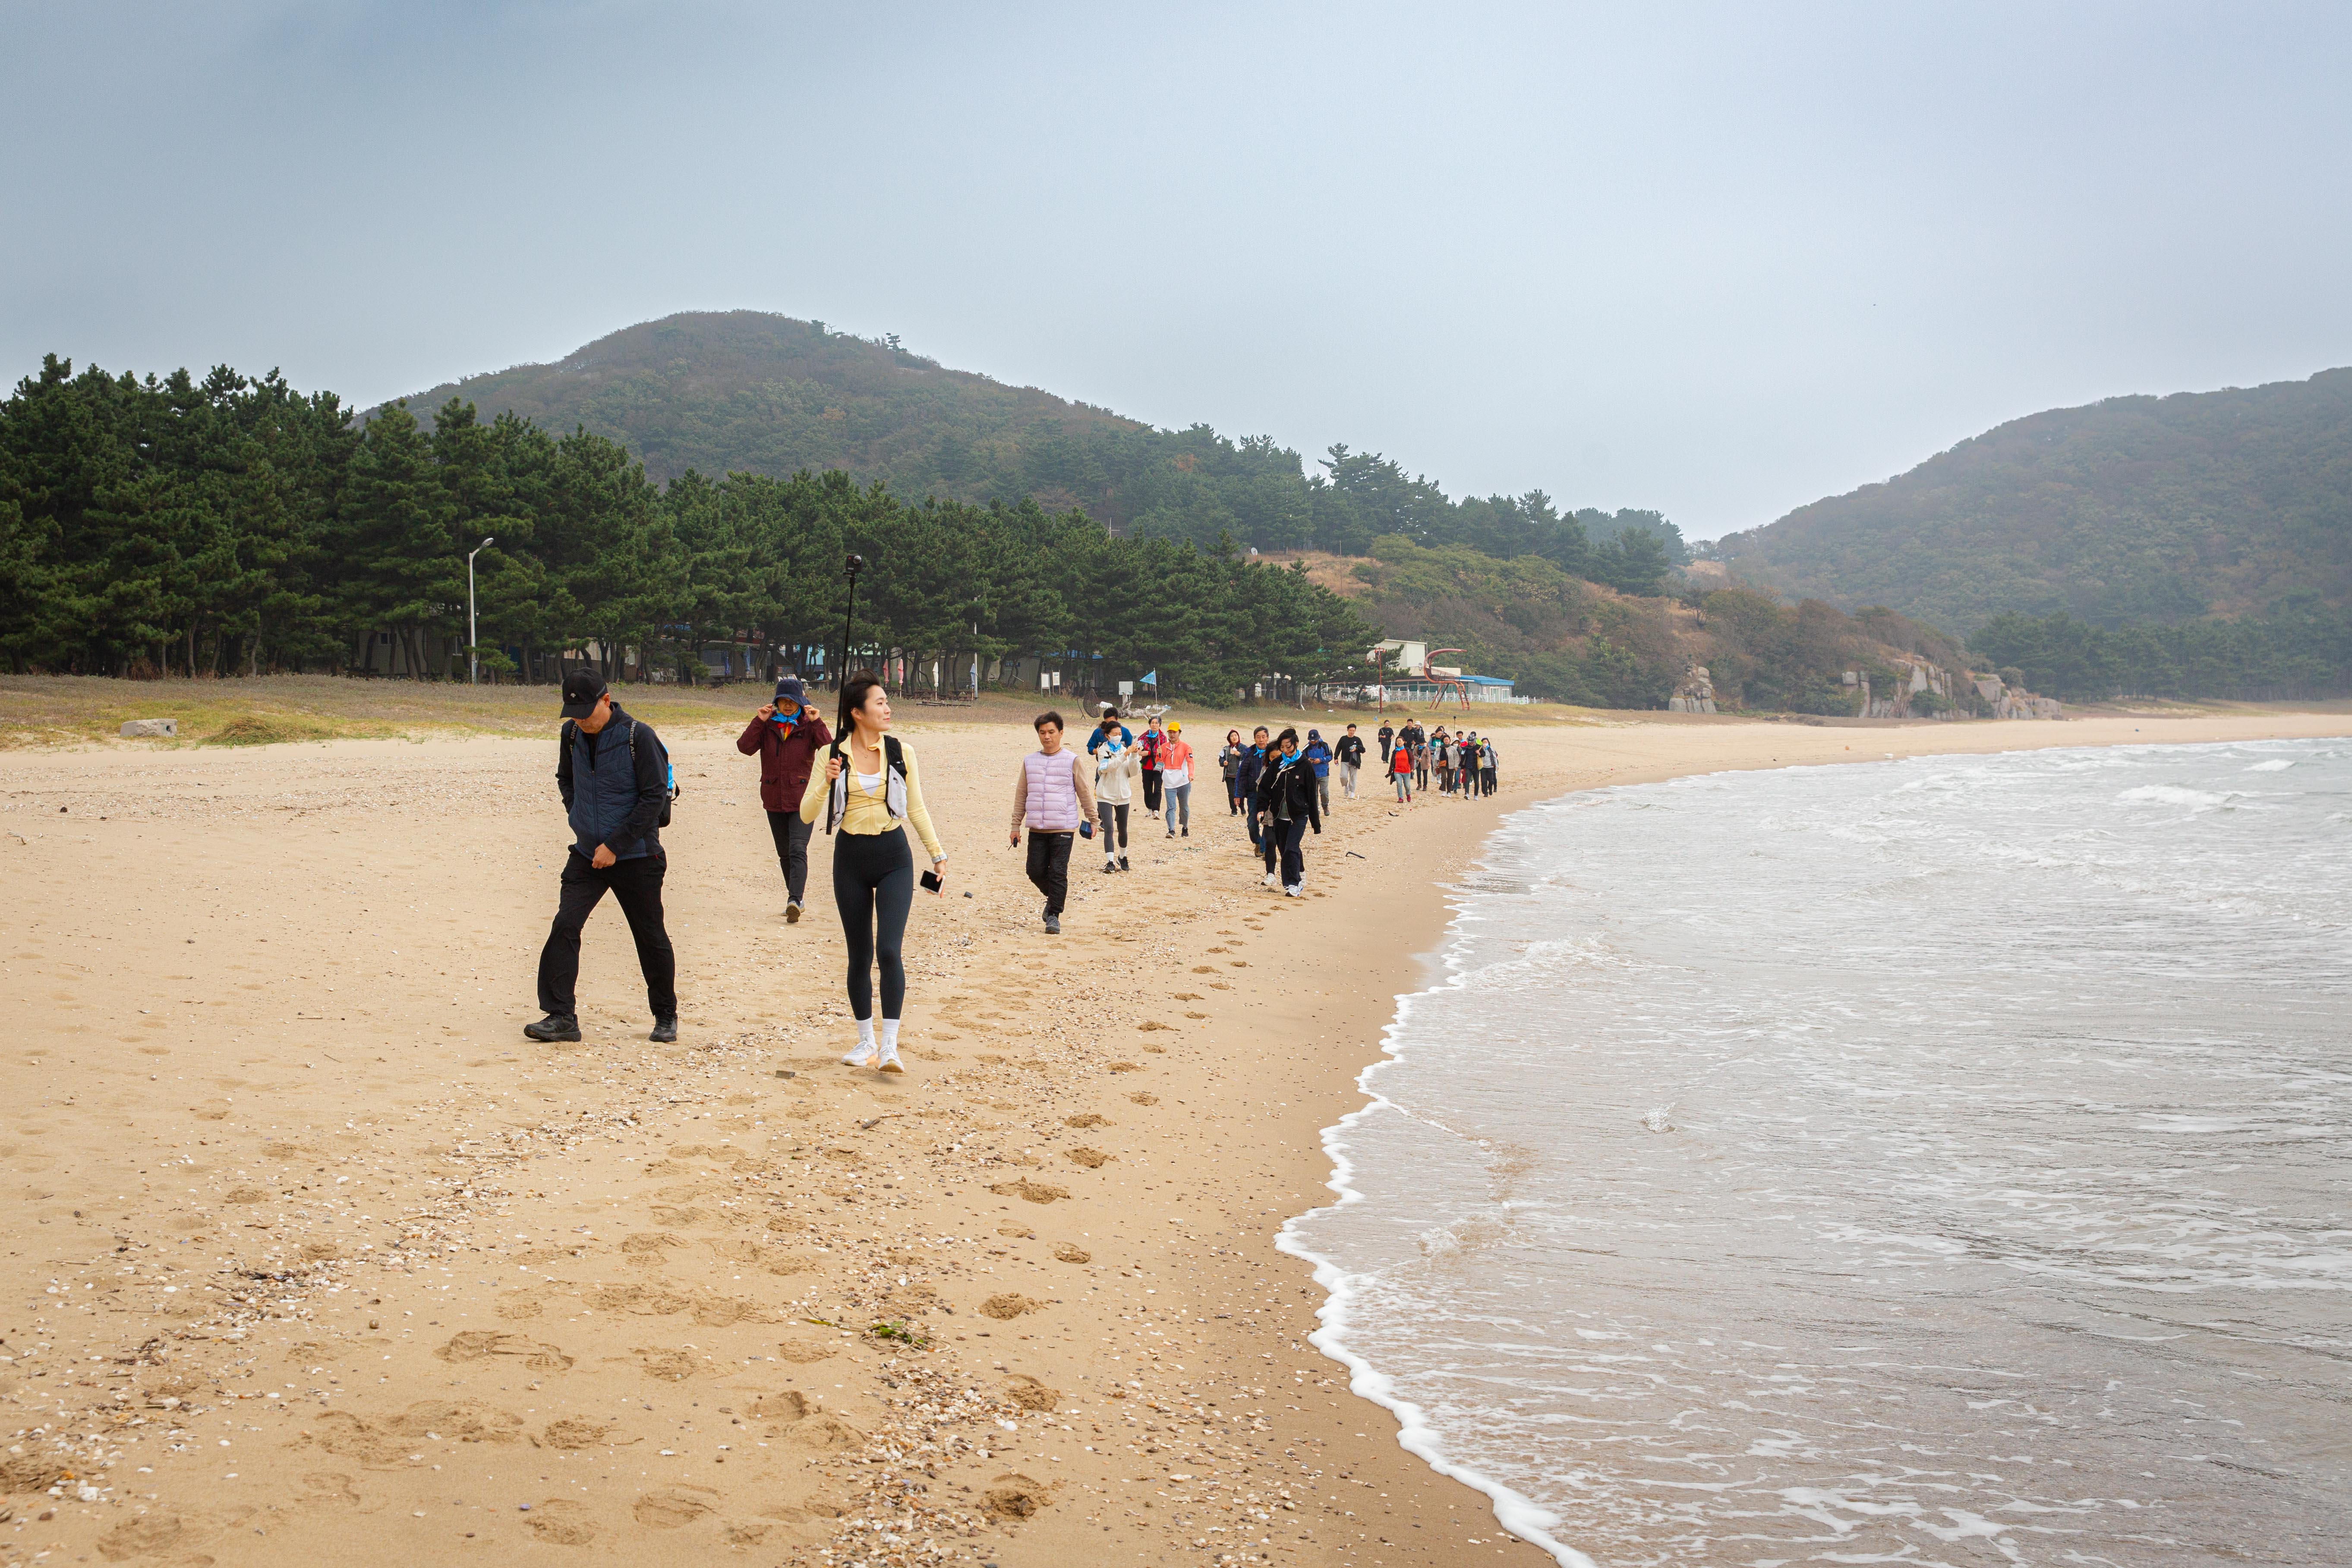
[5,700,2349,1568]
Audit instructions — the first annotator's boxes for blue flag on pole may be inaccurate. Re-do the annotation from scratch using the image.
[1141,669,1157,686]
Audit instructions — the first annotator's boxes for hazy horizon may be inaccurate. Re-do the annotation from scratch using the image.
[6,2,2349,539]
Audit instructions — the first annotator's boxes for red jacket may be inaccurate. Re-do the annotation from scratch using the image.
[737,712,834,812]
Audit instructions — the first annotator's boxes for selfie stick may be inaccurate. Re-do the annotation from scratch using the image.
[839,552,863,688]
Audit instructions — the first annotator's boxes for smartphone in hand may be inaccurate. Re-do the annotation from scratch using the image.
[920,870,943,893]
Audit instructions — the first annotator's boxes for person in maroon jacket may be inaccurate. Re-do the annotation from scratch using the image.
[736,674,832,921]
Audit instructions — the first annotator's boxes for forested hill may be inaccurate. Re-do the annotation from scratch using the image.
[386,310,1683,579]
[1710,368,2352,634]
[393,309,1165,514]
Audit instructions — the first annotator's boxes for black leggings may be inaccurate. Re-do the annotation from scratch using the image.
[832,829,913,1021]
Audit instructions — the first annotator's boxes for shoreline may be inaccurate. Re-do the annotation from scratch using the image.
[1,708,2346,1566]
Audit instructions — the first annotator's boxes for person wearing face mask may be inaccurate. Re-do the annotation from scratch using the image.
[736,674,832,922]
[1093,726,1139,873]
[1251,726,1323,896]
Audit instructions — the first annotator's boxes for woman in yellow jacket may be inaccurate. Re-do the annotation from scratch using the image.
[799,673,947,1073]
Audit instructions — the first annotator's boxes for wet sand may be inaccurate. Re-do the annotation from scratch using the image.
[3,704,2346,1567]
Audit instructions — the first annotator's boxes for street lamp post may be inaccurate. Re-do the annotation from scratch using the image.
[467,536,495,685]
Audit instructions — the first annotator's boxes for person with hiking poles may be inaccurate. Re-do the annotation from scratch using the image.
[801,672,947,1074]
[527,668,679,1045]
[1009,709,1096,934]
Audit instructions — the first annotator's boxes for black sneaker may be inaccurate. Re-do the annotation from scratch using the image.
[524,1013,580,1043]
[1119,854,1131,871]
[1044,913,1061,935]
[649,1017,678,1044]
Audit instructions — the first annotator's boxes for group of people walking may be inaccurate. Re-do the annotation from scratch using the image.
[524,664,1500,1075]
[1371,719,1499,801]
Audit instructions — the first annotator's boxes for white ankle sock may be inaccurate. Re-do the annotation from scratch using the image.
[880,1019,901,1054]
[857,1018,876,1053]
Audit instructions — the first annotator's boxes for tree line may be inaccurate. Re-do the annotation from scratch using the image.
[0,355,1382,698]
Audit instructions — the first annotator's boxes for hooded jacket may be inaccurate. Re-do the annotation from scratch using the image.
[1253,748,1323,834]
[736,710,834,813]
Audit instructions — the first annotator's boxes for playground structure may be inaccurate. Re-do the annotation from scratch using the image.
[1367,639,1474,714]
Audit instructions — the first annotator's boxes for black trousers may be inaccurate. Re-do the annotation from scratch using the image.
[766,809,813,904]
[1025,830,1074,915]
[1273,815,1309,887]
[1141,769,1162,812]
[537,851,676,1020]
[1097,801,1129,851]
[833,829,914,1021]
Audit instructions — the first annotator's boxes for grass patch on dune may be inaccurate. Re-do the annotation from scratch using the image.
[199,712,371,747]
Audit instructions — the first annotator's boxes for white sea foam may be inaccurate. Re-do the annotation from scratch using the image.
[1288,738,2352,1566]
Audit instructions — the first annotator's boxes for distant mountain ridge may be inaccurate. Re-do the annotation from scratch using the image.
[1712,369,2352,634]
[390,309,1150,505]
[386,309,1676,571]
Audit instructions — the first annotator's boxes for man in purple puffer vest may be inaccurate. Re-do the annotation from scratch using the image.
[1007,710,1098,935]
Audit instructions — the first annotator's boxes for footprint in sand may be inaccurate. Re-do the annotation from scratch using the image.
[1129,1092,1159,1105]
[987,1179,1069,1204]
[1065,1147,1111,1168]
[1003,1375,1060,1411]
[1064,1114,1110,1129]
[1053,1243,1091,1264]
[541,1417,612,1450]
[586,1284,690,1316]
[748,1390,808,1423]
[635,1346,719,1382]
[309,1400,525,1464]
[634,1484,721,1528]
[984,1474,1052,1519]
[773,1339,838,1365]
[97,1514,186,1559]
[434,1331,574,1372]
[525,1497,599,1546]
[980,1293,1041,1320]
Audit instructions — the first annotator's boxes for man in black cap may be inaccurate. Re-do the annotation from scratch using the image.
[527,668,679,1044]
[735,673,831,921]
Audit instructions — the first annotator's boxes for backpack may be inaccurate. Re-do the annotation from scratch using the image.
[823,734,907,835]
[561,717,678,828]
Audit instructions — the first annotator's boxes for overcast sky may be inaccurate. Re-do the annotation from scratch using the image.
[6,2,2349,538]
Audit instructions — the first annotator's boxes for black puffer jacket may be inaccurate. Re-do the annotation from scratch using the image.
[1253,752,1323,834]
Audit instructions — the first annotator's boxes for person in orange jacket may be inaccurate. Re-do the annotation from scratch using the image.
[1157,720,1196,837]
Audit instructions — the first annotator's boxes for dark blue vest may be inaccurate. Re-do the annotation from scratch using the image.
[569,717,659,862]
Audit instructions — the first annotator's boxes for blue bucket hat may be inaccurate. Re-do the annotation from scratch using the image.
[774,675,806,709]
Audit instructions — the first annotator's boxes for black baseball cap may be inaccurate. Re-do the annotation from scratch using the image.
[560,668,608,719]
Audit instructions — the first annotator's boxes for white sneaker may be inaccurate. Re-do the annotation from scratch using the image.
[1263,871,1279,889]
[877,1046,905,1075]
[1284,884,1302,897]
[841,1042,878,1068]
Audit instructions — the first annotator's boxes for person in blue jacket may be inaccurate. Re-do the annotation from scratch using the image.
[1235,725,1271,849]
[1303,728,1334,814]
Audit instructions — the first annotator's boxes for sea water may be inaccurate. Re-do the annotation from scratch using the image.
[1282,739,2352,1567]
